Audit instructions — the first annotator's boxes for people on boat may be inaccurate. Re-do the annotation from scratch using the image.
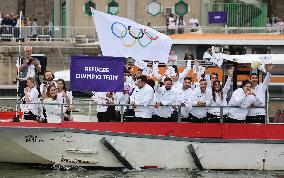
[21,77,39,121]
[246,64,274,123]
[190,78,212,122]
[40,70,56,97]
[168,61,192,92]
[40,85,62,123]
[153,77,176,122]
[225,80,259,123]
[56,79,72,121]
[17,46,41,98]
[114,72,133,121]
[207,67,233,123]
[174,77,193,122]
[130,75,154,121]
[91,92,116,122]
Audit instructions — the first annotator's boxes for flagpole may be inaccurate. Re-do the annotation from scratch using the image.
[16,11,22,121]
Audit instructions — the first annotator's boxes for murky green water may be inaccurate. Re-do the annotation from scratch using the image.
[0,163,283,178]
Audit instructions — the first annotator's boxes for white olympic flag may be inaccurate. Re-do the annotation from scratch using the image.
[91,8,172,63]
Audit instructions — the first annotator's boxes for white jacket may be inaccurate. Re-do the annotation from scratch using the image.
[227,88,259,120]
[248,72,271,116]
[190,87,212,118]
[42,98,61,123]
[130,84,154,118]
[114,92,130,112]
[91,92,108,113]
[174,86,193,118]
[208,76,232,116]
[21,87,39,116]
[154,85,175,118]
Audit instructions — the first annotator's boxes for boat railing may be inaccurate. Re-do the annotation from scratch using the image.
[0,97,283,124]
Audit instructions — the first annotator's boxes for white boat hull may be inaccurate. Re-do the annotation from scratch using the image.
[0,127,283,170]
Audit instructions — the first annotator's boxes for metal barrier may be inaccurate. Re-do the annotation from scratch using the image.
[0,97,275,124]
[1,25,284,43]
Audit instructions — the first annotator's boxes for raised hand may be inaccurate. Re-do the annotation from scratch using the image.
[266,63,274,72]
[24,87,29,94]
[228,67,234,76]
[205,67,210,75]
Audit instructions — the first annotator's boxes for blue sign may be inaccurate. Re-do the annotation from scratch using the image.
[70,55,124,92]
[208,12,227,24]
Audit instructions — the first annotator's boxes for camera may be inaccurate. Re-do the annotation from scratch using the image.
[43,81,47,85]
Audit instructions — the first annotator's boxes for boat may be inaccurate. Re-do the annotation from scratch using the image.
[0,53,283,170]
[0,121,283,170]
[1,9,283,170]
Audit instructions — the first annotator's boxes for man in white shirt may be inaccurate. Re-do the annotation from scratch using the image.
[190,79,212,122]
[153,77,176,122]
[17,46,41,98]
[130,75,154,121]
[246,64,273,123]
[40,70,57,98]
[174,77,193,122]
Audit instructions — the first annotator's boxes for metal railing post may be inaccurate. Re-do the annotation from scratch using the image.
[60,103,64,122]
[178,105,181,122]
[220,106,224,123]
[88,100,92,121]
[120,106,124,122]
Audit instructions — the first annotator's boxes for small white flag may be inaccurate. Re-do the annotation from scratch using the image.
[210,53,224,67]
[165,66,176,77]
[259,55,272,63]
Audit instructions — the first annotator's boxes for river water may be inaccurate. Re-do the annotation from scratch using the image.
[0,163,283,178]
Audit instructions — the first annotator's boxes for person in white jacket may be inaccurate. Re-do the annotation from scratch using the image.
[130,75,154,121]
[153,77,176,122]
[91,92,115,122]
[174,77,193,122]
[22,77,39,121]
[246,64,273,123]
[41,85,62,123]
[207,67,234,122]
[56,79,72,121]
[225,80,260,123]
[190,78,212,122]
[171,61,192,92]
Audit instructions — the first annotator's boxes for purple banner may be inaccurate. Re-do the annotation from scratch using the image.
[70,55,124,92]
[208,12,227,24]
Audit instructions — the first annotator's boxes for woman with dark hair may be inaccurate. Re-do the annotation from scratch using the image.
[207,67,234,122]
[225,79,259,123]
[40,85,62,123]
[57,79,72,121]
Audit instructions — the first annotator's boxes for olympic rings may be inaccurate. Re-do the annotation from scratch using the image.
[111,21,159,48]
[138,30,152,47]
[144,29,158,40]
[128,26,144,39]
[121,29,136,47]
[111,22,127,38]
